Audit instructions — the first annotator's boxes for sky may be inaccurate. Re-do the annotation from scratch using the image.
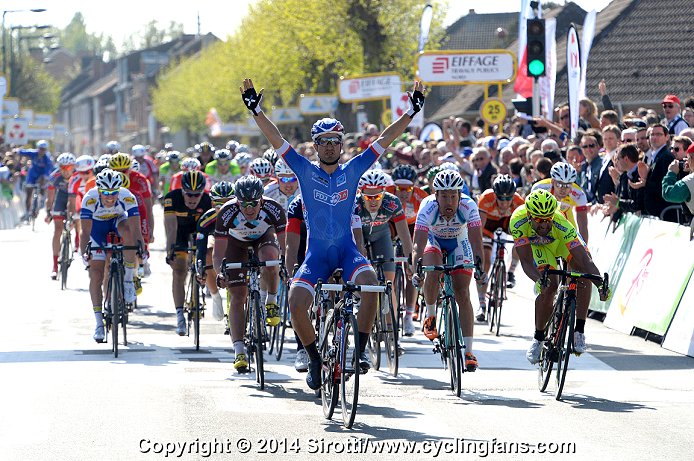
[2,0,613,50]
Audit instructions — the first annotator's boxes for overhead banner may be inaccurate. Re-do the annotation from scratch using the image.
[299,94,338,115]
[566,24,581,139]
[579,9,597,99]
[270,107,303,125]
[416,50,516,85]
[338,73,402,102]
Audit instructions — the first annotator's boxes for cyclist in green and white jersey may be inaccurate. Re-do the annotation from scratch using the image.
[205,149,241,184]
[158,151,182,196]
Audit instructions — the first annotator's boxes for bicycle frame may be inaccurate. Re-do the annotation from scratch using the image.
[486,229,514,336]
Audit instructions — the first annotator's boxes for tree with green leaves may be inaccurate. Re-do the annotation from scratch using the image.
[152,0,446,134]
[122,20,184,52]
[10,53,61,113]
[58,13,116,57]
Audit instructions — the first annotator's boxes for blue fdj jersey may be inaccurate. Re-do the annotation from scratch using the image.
[278,140,383,245]
[21,149,54,183]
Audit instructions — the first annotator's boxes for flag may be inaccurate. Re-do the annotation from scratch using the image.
[513,0,541,98]
[579,9,597,99]
[539,18,557,118]
[418,4,434,53]
[567,25,582,139]
[205,108,222,137]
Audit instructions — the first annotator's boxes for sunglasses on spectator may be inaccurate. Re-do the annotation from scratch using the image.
[529,215,553,224]
[497,195,513,201]
[240,199,260,208]
[362,193,384,202]
[183,191,203,197]
[279,176,297,183]
[99,189,119,196]
[315,137,343,146]
[662,103,675,109]
[396,185,414,192]
[672,146,681,153]
[581,143,596,149]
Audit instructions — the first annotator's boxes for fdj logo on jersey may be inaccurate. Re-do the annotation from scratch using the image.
[314,189,349,206]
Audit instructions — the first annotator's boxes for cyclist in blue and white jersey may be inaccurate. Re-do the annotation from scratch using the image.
[240,77,425,390]
[411,170,485,372]
[19,140,54,219]
[79,169,142,343]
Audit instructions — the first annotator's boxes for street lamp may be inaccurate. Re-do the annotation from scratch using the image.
[2,8,46,76]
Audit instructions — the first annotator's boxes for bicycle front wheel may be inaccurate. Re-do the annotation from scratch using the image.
[368,300,382,371]
[111,267,121,357]
[59,231,71,290]
[320,308,338,419]
[394,266,405,336]
[382,291,399,377]
[446,298,463,397]
[538,290,564,392]
[274,281,289,360]
[193,279,201,351]
[555,298,575,400]
[340,313,360,428]
[494,262,506,337]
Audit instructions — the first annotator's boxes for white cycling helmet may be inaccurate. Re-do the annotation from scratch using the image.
[237,144,250,154]
[131,158,140,172]
[36,140,49,149]
[440,162,460,172]
[167,151,181,162]
[106,140,121,154]
[550,162,577,184]
[359,169,389,189]
[250,158,274,178]
[235,152,252,168]
[56,152,76,166]
[214,149,232,161]
[273,159,294,176]
[75,155,95,172]
[433,170,465,191]
[181,157,201,172]
[95,169,123,191]
[131,144,146,157]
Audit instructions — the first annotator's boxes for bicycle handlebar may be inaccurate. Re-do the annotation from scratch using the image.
[316,281,386,293]
[370,256,409,264]
[540,267,606,284]
[223,259,283,270]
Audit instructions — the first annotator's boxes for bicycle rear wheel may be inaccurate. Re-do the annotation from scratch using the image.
[555,298,575,400]
[538,290,563,392]
[59,230,70,290]
[252,292,265,389]
[340,313,360,428]
[111,267,121,357]
[382,291,399,377]
[494,262,506,337]
[394,267,405,336]
[445,298,463,397]
[320,309,338,419]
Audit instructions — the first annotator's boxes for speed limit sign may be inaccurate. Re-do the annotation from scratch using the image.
[480,98,507,125]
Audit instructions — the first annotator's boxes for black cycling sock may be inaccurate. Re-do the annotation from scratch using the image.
[295,333,304,351]
[305,341,320,363]
[575,319,586,334]
[534,329,545,341]
[359,332,369,354]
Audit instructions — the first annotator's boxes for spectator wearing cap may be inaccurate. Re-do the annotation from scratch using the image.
[662,95,689,135]
[635,123,675,220]
[470,147,496,195]
[662,143,694,224]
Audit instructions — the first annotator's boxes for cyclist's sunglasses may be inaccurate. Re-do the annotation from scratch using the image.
[279,176,297,183]
[59,165,74,170]
[240,199,260,208]
[396,185,414,192]
[315,137,343,146]
[183,191,203,197]
[216,160,230,166]
[363,192,384,202]
[529,215,553,224]
[78,171,91,175]
[497,195,513,201]
[99,189,120,196]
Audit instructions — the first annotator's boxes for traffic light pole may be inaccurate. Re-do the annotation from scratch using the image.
[532,77,540,117]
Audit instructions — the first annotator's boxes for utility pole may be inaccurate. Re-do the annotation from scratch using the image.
[196,12,201,37]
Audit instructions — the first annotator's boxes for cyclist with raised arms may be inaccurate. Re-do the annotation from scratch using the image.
[509,189,609,364]
[213,175,286,373]
[475,174,524,321]
[79,169,141,342]
[240,77,425,389]
[411,170,485,371]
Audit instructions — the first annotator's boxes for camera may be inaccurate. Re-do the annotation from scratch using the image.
[679,160,686,173]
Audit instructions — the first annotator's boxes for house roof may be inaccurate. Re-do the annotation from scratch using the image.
[428,2,591,121]
[86,70,118,98]
[555,0,693,107]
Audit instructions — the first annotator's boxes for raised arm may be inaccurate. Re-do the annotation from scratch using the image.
[240,78,285,149]
[375,80,426,148]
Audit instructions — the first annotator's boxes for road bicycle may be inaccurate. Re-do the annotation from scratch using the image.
[537,265,608,400]
[58,215,74,290]
[316,279,386,428]
[364,240,404,377]
[174,241,206,351]
[223,253,282,390]
[90,241,142,358]
[417,254,475,397]
[27,182,46,231]
[485,228,515,336]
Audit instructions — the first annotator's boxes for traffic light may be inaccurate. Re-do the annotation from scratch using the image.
[526,18,546,77]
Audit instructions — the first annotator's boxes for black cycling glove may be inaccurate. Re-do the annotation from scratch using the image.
[241,87,263,116]
[406,89,425,118]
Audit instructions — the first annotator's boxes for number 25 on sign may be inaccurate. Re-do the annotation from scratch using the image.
[480,98,507,125]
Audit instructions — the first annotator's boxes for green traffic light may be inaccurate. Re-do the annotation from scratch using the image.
[528,59,545,76]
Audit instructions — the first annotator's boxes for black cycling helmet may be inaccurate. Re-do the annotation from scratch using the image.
[181,170,205,193]
[234,175,264,201]
[209,181,234,203]
[492,174,517,197]
[262,148,279,166]
[197,141,214,155]
[391,164,418,183]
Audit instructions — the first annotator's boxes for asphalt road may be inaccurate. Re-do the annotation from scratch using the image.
[1,208,692,461]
